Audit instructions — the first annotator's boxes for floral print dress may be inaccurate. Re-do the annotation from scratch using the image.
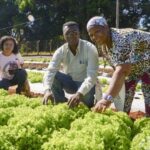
[105,28,150,113]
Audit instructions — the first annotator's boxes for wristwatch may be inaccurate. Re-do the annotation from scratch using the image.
[103,93,114,102]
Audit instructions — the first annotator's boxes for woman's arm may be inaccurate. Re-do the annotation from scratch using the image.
[93,63,131,112]
[106,63,131,97]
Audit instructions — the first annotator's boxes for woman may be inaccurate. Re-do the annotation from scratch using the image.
[0,36,30,96]
[87,16,150,116]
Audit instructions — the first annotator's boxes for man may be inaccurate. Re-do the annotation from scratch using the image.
[43,21,99,108]
[87,16,150,116]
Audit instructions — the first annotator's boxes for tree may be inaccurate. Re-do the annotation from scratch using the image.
[0,0,149,44]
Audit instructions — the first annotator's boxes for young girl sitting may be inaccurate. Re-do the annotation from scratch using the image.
[0,36,30,96]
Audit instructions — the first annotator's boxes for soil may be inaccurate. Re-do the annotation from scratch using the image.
[30,92,44,98]
[129,111,145,120]
[111,108,145,120]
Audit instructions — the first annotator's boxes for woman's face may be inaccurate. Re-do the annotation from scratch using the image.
[3,40,14,55]
[88,25,108,45]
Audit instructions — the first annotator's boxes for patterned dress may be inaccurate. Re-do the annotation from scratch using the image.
[104,28,150,113]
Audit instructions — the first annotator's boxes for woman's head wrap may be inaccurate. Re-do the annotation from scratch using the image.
[87,16,107,30]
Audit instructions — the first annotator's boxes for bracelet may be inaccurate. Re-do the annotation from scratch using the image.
[103,93,113,102]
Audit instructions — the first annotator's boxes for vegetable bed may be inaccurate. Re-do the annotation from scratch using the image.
[28,71,43,83]
[0,89,149,150]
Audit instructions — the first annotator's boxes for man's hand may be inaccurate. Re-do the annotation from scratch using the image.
[92,99,111,113]
[42,90,53,105]
[68,92,83,108]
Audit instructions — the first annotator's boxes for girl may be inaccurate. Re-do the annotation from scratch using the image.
[0,36,30,96]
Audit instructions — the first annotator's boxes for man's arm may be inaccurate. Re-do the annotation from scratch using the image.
[43,47,64,105]
[43,48,63,91]
[68,43,98,108]
[77,44,99,95]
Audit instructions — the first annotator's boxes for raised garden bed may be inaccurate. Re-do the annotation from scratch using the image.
[28,71,43,83]
[23,61,48,70]
[23,61,114,76]
[0,88,149,149]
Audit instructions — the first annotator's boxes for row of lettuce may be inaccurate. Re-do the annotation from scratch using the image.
[0,89,149,150]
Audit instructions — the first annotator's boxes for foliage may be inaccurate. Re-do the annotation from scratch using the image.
[130,130,150,150]
[0,90,89,149]
[133,117,150,135]
[131,118,150,150]
[136,83,142,92]
[100,78,109,85]
[42,110,133,150]
[28,71,43,83]
[0,0,149,43]
[0,89,149,149]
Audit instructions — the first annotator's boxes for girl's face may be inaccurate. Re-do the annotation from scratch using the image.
[3,40,14,55]
[88,25,108,46]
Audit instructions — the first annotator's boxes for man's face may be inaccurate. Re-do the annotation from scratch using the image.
[63,25,80,45]
[88,25,108,45]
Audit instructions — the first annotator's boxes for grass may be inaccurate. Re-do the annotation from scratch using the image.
[99,58,109,65]
[136,83,142,92]
[28,71,43,83]
[98,78,109,93]
[99,78,109,85]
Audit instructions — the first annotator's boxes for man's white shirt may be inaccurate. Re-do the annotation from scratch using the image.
[43,39,99,96]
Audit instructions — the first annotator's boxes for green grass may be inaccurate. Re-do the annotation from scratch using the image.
[136,83,142,92]
[98,78,109,93]
[99,78,109,85]
[99,59,109,65]
[28,71,43,83]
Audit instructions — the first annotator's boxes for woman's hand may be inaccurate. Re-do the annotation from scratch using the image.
[92,99,111,112]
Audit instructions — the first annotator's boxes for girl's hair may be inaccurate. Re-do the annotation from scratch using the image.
[0,36,18,54]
